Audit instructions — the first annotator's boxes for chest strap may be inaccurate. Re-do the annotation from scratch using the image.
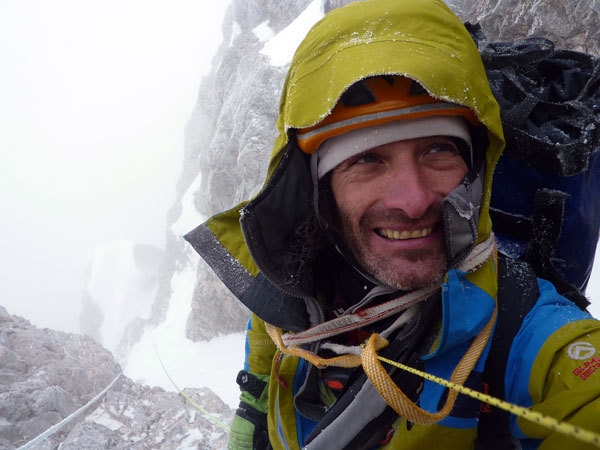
[475,254,539,449]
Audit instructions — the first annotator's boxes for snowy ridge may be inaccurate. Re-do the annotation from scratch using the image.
[260,0,325,66]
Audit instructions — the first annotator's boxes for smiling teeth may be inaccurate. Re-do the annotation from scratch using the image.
[378,227,433,240]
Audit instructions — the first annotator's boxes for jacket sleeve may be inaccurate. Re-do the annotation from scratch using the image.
[506,279,600,449]
[228,313,277,450]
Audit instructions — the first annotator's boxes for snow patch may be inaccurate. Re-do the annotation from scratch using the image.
[253,21,275,42]
[176,428,205,450]
[86,408,126,431]
[230,21,242,48]
[171,172,206,236]
[260,0,325,67]
[123,260,245,409]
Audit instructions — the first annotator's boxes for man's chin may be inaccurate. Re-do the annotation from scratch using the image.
[365,257,447,291]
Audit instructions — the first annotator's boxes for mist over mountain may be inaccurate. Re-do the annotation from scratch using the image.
[3,1,599,448]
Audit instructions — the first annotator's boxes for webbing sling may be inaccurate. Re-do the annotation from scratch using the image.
[303,298,437,449]
[266,299,495,426]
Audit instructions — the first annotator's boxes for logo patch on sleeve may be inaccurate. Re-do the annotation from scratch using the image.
[567,342,596,360]
[568,342,600,381]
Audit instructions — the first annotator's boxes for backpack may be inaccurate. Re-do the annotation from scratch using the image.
[465,23,600,448]
[466,23,600,308]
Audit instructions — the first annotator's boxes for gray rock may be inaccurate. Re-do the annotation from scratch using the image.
[59,382,232,450]
[448,0,600,55]
[59,422,123,450]
[0,307,232,449]
[179,0,317,341]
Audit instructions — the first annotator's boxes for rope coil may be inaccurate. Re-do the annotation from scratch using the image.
[266,305,496,426]
[265,235,498,424]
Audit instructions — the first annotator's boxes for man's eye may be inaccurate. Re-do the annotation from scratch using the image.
[355,152,381,164]
[427,143,460,155]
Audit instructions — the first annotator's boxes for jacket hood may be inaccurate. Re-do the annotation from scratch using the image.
[185,0,505,330]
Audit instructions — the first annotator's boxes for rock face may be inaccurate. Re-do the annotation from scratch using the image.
[0,306,121,448]
[56,383,232,450]
[0,307,232,450]
[448,0,600,55]
[179,0,318,341]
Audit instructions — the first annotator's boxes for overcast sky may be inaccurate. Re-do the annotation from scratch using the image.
[0,0,231,332]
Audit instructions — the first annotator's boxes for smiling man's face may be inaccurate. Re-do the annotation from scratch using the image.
[331,135,468,290]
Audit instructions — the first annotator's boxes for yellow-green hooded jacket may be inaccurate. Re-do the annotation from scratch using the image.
[185,0,600,449]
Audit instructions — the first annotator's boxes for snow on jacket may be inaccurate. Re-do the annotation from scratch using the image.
[185,0,600,448]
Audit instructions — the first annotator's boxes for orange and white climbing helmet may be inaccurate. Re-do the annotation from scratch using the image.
[297,76,481,179]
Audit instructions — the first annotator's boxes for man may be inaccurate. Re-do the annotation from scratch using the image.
[185,0,600,448]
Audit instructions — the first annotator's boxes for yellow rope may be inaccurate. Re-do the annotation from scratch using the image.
[361,306,496,425]
[267,305,496,426]
[377,354,600,447]
[268,317,600,446]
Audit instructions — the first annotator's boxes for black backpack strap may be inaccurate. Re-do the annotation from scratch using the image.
[475,254,539,450]
[523,189,590,310]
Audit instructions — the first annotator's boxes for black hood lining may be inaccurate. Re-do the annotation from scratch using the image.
[240,137,315,298]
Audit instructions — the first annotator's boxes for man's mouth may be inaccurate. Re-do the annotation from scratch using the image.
[376,226,434,240]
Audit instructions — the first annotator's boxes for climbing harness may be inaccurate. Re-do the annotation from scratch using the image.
[267,306,496,427]
[268,245,600,446]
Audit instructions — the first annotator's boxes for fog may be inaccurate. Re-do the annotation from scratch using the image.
[1,0,599,338]
[0,0,230,333]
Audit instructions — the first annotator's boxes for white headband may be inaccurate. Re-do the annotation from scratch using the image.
[313,116,472,179]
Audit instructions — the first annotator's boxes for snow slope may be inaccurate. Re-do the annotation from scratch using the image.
[122,244,244,408]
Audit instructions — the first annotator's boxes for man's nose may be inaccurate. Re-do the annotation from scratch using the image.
[379,164,438,219]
